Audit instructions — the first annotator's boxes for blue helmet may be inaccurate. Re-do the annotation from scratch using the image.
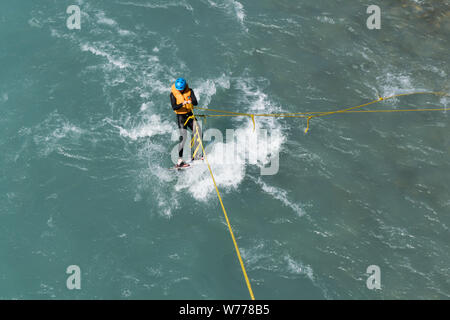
[175,78,186,91]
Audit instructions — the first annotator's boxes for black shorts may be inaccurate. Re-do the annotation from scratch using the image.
[176,112,194,131]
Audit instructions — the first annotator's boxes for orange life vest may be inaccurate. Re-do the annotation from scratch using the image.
[171,84,193,114]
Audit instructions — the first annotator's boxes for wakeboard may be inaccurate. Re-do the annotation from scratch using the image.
[169,159,205,171]
[169,163,191,171]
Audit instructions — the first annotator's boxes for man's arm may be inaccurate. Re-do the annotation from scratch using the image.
[170,93,184,111]
[190,89,198,106]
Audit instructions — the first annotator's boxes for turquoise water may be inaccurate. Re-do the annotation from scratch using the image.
[0,0,449,299]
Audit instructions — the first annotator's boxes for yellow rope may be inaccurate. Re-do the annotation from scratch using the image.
[194,91,448,133]
[190,112,255,300]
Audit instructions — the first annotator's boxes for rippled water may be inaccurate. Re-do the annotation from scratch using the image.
[0,0,449,299]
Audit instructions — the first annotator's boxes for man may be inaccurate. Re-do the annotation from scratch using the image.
[170,78,202,168]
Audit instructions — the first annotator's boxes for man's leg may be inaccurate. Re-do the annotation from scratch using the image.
[177,114,188,166]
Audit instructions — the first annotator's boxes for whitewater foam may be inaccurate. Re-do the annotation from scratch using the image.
[115,115,173,141]
[32,112,86,157]
[81,43,130,69]
[253,177,306,217]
